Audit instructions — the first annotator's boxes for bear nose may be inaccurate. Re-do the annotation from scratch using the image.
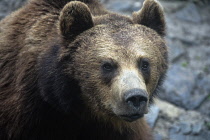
[124,89,148,110]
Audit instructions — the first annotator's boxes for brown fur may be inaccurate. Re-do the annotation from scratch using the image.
[0,0,168,140]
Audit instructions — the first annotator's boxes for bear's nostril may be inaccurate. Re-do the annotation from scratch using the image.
[126,95,147,109]
[124,89,148,110]
[126,95,147,108]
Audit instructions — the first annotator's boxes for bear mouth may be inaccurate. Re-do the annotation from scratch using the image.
[120,114,143,122]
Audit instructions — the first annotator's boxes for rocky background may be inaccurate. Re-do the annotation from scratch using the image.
[0,0,210,139]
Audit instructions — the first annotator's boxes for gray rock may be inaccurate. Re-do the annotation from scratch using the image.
[159,64,197,109]
[199,4,210,22]
[170,125,181,134]
[154,99,210,140]
[166,8,210,47]
[154,133,162,140]
[0,13,6,20]
[169,127,185,140]
[175,3,202,23]
[180,122,192,135]
[146,105,160,128]
[108,1,132,12]
[0,0,26,19]
[159,0,187,13]
[166,38,186,63]
[105,0,144,14]
[184,130,210,140]
[187,45,210,73]
[186,74,210,111]
[201,130,210,140]
[182,92,207,110]
[196,74,210,94]
[159,64,210,110]
[132,1,142,12]
[186,74,210,109]
[155,99,185,120]
[197,96,210,116]
[192,122,203,135]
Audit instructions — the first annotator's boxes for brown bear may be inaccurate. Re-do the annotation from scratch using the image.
[0,0,168,139]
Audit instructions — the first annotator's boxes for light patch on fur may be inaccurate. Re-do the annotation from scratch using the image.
[112,69,147,100]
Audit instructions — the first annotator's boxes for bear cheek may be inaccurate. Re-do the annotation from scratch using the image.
[78,73,112,112]
[146,64,163,96]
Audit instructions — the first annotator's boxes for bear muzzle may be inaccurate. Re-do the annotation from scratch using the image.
[111,70,149,122]
[124,89,148,110]
[120,89,148,122]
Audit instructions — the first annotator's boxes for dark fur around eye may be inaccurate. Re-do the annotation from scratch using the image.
[138,58,150,84]
[138,58,150,72]
[102,63,114,72]
[101,61,118,85]
[141,60,149,71]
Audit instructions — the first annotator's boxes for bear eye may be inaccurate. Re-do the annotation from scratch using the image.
[140,59,150,72]
[102,63,114,72]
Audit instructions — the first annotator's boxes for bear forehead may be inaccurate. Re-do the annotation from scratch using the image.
[73,13,166,66]
[79,24,165,60]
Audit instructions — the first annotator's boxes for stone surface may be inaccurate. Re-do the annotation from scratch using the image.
[154,134,162,140]
[159,0,187,13]
[153,99,210,140]
[180,122,191,135]
[159,64,210,110]
[105,0,144,14]
[166,38,186,63]
[175,3,202,23]
[146,105,160,128]
[0,0,26,19]
[192,122,203,135]
[159,64,196,109]
[197,96,210,117]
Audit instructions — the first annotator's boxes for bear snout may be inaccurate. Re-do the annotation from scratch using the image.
[124,89,148,110]
[113,89,148,122]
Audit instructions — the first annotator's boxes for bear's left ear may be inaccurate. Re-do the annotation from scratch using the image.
[59,1,94,40]
[132,0,165,36]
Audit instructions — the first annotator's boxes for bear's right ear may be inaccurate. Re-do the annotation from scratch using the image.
[59,1,94,40]
[132,0,165,36]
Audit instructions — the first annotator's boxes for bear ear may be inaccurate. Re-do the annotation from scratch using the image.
[59,1,94,40]
[132,0,165,36]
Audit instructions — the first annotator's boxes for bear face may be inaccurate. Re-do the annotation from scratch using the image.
[57,0,167,123]
[72,22,167,123]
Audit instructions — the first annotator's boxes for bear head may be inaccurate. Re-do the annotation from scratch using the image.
[42,0,168,125]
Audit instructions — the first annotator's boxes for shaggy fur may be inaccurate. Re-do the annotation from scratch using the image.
[0,0,168,139]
